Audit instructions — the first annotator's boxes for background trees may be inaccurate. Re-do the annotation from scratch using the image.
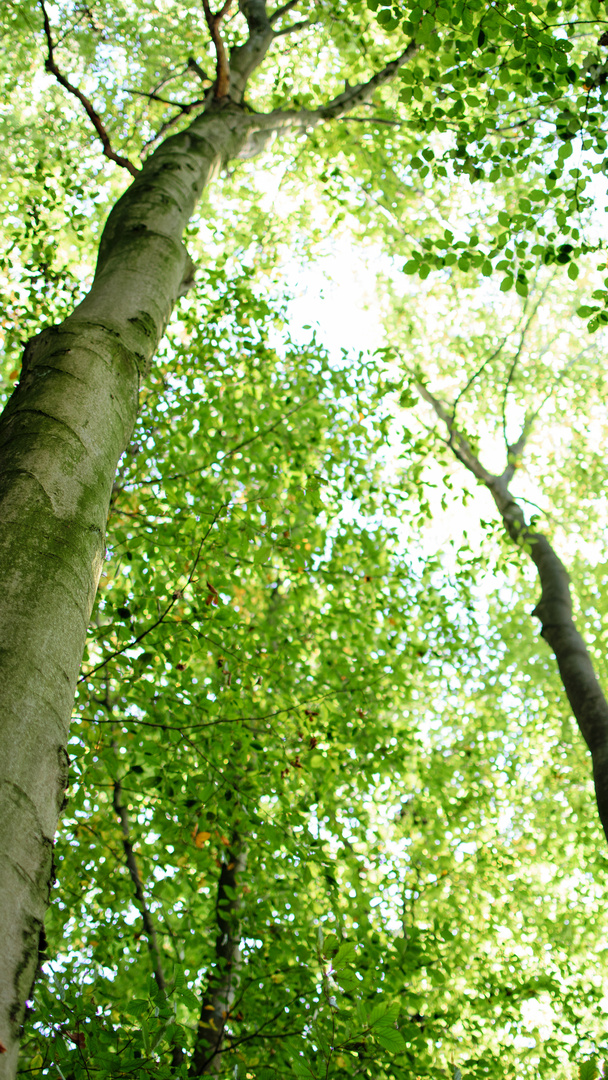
[2,0,608,1077]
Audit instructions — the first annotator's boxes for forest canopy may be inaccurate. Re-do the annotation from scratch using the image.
[1,1,608,1078]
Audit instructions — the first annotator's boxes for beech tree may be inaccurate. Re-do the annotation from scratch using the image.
[3,0,608,1075]
[0,4,419,1065]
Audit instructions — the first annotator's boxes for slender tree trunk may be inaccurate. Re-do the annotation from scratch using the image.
[191,836,247,1077]
[417,382,608,844]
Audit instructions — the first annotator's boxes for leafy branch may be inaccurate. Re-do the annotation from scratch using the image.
[39,0,139,176]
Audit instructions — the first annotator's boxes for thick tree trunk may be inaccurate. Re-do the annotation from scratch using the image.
[0,106,255,1077]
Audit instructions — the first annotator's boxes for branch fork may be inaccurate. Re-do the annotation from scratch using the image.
[203,0,235,100]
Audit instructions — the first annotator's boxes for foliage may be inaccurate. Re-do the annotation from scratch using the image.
[2,0,608,1077]
[11,270,605,1079]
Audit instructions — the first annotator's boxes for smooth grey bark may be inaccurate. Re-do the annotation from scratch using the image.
[0,3,418,1069]
[417,382,608,845]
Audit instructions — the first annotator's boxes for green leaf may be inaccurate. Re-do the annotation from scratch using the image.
[579,1060,599,1080]
[375,1029,407,1053]
[291,1058,316,1078]
[417,12,435,40]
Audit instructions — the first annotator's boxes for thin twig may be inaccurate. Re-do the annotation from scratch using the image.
[339,115,401,126]
[500,274,556,447]
[83,681,363,732]
[79,507,225,682]
[452,334,510,420]
[134,394,317,486]
[142,105,206,152]
[39,0,139,176]
[123,87,203,111]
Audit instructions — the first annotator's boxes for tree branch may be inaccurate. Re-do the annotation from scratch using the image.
[417,379,608,846]
[452,334,510,420]
[273,18,312,36]
[202,0,234,99]
[191,835,248,1076]
[269,0,301,23]
[39,0,139,176]
[124,88,205,111]
[113,777,167,991]
[188,56,213,84]
[318,39,419,119]
[142,103,207,153]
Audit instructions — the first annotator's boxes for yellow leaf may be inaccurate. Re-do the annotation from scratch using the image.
[195,831,211,848]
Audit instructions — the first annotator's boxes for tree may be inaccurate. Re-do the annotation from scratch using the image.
[0,4,419,1063]
[2,0,608,1072]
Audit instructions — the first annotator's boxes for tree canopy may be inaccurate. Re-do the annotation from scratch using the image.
[1,1,608,1078]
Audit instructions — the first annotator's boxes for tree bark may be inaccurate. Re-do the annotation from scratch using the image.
[0,10,417,1066]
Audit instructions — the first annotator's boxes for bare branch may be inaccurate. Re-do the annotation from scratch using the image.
[151,65,192,95]
[123,87,205,111]
[123,84,207,154]
[39,0,139,177]
[273,18,313,36]
[188,56,212,83]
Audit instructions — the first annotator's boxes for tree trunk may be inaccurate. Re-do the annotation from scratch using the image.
[416,381,608,846]
[191,837,247,1077]
[0,106,257,1077]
